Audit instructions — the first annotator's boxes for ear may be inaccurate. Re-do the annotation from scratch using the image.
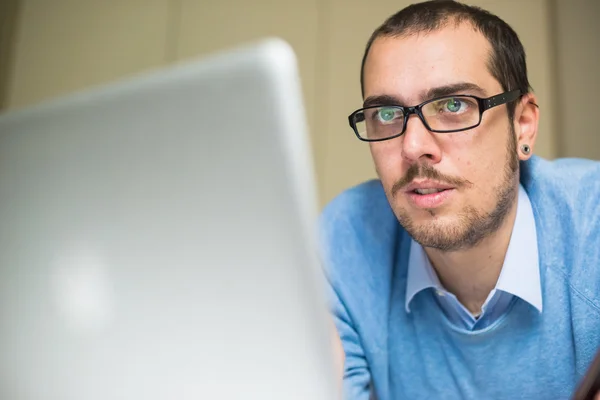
[513,92,540,161]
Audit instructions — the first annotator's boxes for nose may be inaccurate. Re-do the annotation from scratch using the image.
[401,113,443,164]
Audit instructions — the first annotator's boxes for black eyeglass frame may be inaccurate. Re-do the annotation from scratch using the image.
[348,89,521,142]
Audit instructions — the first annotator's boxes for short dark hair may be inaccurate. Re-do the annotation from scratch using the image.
[360,0,531,119]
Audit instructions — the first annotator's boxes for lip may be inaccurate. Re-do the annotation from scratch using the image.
[403,180,456,209]
[404,180,456,193]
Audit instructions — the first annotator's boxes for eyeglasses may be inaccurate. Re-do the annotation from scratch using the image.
[348,89,521,142]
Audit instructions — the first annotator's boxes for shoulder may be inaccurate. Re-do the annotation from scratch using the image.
[522,156,600,227]
[523,156,600,310]
[521,155,600,198]
[319,180,401,268]
[319,179,392,243]
[318,179,404,305]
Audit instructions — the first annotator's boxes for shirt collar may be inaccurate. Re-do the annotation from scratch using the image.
[405,184,542,313]
[405,238,440,312]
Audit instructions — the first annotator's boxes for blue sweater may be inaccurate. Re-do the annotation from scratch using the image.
[319,156,600,399]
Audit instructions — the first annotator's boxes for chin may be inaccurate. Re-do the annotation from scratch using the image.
[407,224,473,251]
[395,209,474,250]
[399,201,457,220]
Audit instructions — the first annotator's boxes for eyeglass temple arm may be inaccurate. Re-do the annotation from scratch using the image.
[482,89,522,110]
[482,90,540,110]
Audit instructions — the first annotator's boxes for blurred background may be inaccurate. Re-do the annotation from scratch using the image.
[0,0,598,208]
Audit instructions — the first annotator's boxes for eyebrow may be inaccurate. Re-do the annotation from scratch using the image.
[363,94,402,108]
[423,82,487,100]
[362,82,488,108]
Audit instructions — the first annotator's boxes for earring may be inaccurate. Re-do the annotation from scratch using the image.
[520,144,531,155]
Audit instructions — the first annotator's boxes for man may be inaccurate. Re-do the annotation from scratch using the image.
[320,1,600,399]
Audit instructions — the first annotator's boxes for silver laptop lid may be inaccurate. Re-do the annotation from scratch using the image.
[0,38,336,400]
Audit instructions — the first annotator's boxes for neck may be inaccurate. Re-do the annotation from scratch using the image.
[424,198,519,315]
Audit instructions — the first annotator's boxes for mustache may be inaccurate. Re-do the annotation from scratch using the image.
[391,163,470,197]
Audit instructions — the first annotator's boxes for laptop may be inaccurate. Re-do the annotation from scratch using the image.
[0,38,337,400]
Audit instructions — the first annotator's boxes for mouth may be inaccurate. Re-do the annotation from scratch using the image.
[411,188,451,195]
[404,182,456,209]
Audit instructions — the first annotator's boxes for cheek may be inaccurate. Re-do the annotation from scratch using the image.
[470,160,498,190]
[447,128,505,174]
[369,142,406,186]
[448,137,509,209]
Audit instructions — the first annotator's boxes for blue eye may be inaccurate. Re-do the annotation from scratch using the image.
[444,98,465,113]
[376,107,400,123]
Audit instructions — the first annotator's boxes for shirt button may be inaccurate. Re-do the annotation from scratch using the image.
[435,290,445,297]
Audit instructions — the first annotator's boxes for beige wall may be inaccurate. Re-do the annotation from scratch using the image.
[4,0,599,207]
[6,0,174,109]
[552,0,600,159]
[0,0,20,109]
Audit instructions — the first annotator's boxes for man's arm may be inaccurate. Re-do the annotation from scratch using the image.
[328,282,372,399]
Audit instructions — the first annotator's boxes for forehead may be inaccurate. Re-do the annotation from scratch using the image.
[363,23,501,102]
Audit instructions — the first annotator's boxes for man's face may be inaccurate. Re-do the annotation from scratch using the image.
[362,23,519,252]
